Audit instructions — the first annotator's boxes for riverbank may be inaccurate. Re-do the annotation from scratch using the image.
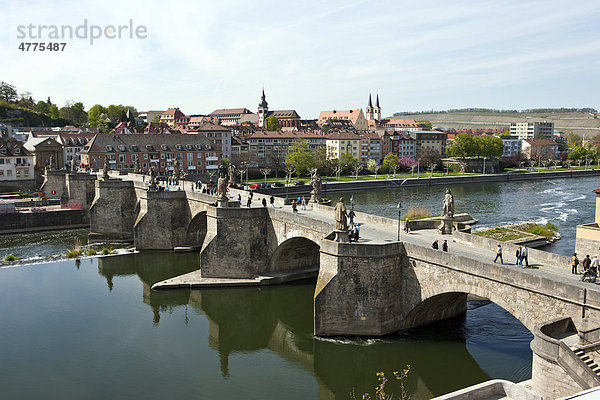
[0,207,88,234]
[258,169,600,196]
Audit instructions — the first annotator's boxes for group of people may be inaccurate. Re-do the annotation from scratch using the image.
[291,196,308,213]
[493,244,529,267]
[431,240,448,252]
[571,253,599,276]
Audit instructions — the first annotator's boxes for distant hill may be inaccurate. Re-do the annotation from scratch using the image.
[0,103,69,127]
[391,108,600,137]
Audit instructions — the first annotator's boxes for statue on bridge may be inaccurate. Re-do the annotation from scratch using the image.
[148,166,157,191]
[134,157,141,173]
[228,164,236,187]
[172,160,182,183]
[102,155,110,180]
[442,188,455,218]
[334,197,349,231]
[217,173,228,202]
[310,168,323,203]
[440,188,455,234]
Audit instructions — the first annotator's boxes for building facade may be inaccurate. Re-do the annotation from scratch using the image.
[498,135,523,157]
[510,122,554,140]
[522,138,559,160]
[0,137,34,181]
[81,133,218,174]
[317,109,368,131]
[407,131,447,157]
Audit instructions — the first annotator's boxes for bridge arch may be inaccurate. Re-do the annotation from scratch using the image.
[186,211,207,247]
[269,236,320,274]
[402,281,539,333]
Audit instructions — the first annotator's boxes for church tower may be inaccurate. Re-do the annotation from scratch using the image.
[365,93,374,120]
[374,94,381,122]
[258,88,268,128]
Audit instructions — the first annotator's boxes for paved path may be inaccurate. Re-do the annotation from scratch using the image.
[236,192,590,289]
[116,174,589,289]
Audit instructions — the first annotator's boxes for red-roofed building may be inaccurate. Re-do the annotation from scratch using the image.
[160,108,186,127]
[522,138,559,160]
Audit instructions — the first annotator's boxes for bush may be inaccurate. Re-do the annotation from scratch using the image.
[4,255,16,262]
[403,205,438,220]
[86,249,97,256]
[101,248,110,255]
[66,250,82,258]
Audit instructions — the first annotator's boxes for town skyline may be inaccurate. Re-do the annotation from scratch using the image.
[2,0,600,116]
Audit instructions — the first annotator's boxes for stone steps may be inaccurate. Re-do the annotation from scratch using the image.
[573,348,600,375]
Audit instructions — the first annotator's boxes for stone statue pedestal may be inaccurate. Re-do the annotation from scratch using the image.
[439,216,454,235]
[332,229,350,243]
[217,199,229,208]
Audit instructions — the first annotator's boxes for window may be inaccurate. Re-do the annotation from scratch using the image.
[119,145,126,152]
[119,154,126,163]
[161,162,165,168]
[142,163,147,169]
[187,160,193,167]
[197,161,202,166]
[144,154,148,159]
[160,153,165,159]
[187,153,193,161]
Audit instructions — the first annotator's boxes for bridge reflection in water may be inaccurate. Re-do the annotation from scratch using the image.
[97,252,532,399]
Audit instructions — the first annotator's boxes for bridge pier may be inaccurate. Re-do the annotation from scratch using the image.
[65,172,96,210]
[89,179,137,242]
[40,170,68,202]
[200,207,270,278]
[314,240,406,336]
[134,190,195,251]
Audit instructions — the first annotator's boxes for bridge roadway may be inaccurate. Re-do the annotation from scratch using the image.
[111,173,582,286]
[237,190,582,285]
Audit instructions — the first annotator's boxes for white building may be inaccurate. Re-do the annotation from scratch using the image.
[497,135,523,157]
[509,122,554,140]
[0,137,34,181]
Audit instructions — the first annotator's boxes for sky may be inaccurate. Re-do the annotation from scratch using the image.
[1,0,599,118]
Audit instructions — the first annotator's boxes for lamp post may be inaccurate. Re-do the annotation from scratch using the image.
[397,201,402,241]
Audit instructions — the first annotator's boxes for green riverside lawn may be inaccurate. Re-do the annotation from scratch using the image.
[244,165,599,185]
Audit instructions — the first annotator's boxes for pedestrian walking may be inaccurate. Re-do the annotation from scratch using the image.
[571,252,579,274]
[247,196,252,208]
[432,240,439,250]
[591,255,599,275]
[238,193,241,202]
[292,199,298,213]
[516,246,523,267]
[494,244,503,264]
[301,196,306,211]
[521,245,529,267]
[442,240,448,252]
[348,209,356,227]
[583,254,592,271]
[352,225,359,242]
[269,195,275,208]
[250,191,254,199]
[262,198,267,207]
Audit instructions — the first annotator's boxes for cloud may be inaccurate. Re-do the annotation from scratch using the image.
[1,0,598,116]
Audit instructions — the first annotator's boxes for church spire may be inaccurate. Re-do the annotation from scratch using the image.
[375,94,380,108]
[259,87,268,108]
[368,93,373,108]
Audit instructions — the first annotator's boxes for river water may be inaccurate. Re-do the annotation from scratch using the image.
[0,176,597,399]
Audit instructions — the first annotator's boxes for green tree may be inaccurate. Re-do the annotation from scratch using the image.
[567,145,588,161]
[447,133,475,158]
[88,104,108,127]
[266,115,280,131]
[35,100,50,115]
[0,81,18,103]
[338,152,359,174]
[383,152,399,176]
[285,139,315,177]
[59,101,87,125]
[366,159,380,178]
[106,104,123,123]
[473,135,504,158]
